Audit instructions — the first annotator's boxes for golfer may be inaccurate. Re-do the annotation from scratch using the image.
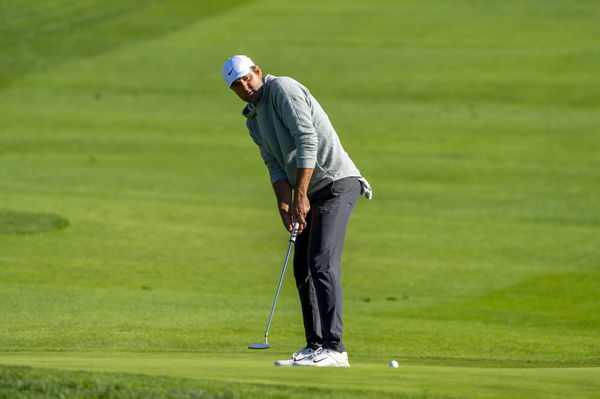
[222,55,372,367]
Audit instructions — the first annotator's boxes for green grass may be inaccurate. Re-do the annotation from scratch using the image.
[2,353,599,399]
[0,365,235,399]
[1,0,599,397]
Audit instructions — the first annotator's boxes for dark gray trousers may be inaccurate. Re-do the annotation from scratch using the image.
[293,177,361,353]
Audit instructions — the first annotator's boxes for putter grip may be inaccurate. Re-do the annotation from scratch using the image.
[290,221,300,243]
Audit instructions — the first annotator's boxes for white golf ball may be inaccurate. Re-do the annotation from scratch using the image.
[389,360,399,368]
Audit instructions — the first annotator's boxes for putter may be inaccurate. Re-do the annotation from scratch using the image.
[248,220,300,349]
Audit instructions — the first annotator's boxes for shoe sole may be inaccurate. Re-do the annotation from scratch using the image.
[292,362,350,367]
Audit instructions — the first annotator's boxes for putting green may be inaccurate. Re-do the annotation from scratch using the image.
[1,352,599,399]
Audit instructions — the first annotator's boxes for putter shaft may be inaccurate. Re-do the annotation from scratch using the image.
[263,222,300,341]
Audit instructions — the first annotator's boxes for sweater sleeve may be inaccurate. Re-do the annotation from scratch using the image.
[247,121,288,184]
[272,81,318,169]
[260,146,287,184]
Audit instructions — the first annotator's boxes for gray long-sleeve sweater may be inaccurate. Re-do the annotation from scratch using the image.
[243,74,362,196]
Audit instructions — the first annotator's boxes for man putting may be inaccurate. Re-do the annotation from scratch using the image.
[222,55,371,367]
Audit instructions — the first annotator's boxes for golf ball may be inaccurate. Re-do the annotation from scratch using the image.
[389,360,399,368]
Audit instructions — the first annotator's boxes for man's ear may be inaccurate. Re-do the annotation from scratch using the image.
[253,65,263,78]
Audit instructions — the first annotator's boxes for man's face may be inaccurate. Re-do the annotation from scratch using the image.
[230,66,264,104]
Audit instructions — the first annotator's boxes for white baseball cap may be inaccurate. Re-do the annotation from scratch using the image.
[222,55,255,88]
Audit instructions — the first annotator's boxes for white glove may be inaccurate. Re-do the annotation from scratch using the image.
[358,177,373,200]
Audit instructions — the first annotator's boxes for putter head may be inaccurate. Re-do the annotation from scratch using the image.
[248,343,270,349]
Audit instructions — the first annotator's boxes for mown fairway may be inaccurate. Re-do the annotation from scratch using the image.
[1,0,599,398]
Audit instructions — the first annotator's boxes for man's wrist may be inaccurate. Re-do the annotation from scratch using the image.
[295,168,313,197]
[294,189,308,197]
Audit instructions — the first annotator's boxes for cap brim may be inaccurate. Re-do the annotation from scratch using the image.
[228,69,251,88]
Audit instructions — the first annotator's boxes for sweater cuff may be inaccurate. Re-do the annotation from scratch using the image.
[269,170,288,184]
[296,157,316,169]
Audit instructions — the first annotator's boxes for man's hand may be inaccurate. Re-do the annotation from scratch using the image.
[279,206,294,232]
[273,179,294,231]
[292,192,310,233]
[292,168,314,234]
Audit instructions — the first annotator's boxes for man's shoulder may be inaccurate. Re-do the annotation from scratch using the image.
[266,75,306,94]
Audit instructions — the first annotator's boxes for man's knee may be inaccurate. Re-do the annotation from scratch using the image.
[309,250,341,272]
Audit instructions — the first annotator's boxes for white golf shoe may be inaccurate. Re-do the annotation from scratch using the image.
[274,347,319,367]
[292,348,350,367]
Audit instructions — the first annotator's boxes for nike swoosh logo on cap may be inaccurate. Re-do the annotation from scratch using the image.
[228,69,233,76]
